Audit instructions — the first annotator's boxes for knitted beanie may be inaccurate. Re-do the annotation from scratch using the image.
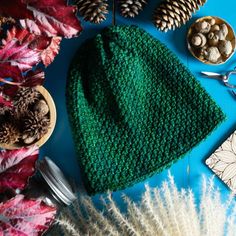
[67,25,225,195]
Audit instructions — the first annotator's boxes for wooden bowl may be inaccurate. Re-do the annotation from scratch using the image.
[0,86,57,150]
[187,16,236,65]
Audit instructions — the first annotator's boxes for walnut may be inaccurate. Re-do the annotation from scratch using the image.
[34,100,49,116]
[191,33,207,48]
[220,24,228,37]
[204,47,221,63]
[210,24,220,32]
[198,46,208,60]
[207,32,219,46]
[214,24,229,40]
[195,21,211,34]
[218,40,233,56]
[208,18,216,26]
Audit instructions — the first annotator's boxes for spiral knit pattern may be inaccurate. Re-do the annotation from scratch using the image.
[67,25,225,195]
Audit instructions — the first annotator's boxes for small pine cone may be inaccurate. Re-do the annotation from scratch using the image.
[153,0,207,32]
[0,16,15,28]
[0,106,11,116]
[23,111,50,142]
[0,122,20,144]
[76,0,108,24]
[13,87,40,114]
[119,0,148,18]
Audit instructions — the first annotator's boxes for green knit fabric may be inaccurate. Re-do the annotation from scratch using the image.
[67,25,225,195]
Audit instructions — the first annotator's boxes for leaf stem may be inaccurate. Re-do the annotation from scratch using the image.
[0,78,21,86]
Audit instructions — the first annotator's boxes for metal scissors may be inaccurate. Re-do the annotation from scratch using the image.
[201,67,236,88]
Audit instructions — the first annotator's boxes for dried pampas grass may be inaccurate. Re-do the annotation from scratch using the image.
[53,174,236,236]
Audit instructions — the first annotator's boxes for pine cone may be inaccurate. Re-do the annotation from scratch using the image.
[0,106,10,116]
[0,122,20,144]
[76,0,108,24]
[119,0,147,18]
[13,87,40,114]
[0,16,15,28]
[153,0,207,32]
[23,111,50,143]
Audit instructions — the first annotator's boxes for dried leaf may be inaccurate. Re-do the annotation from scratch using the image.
[2,84,19,98]
[2,26,50,50]
[0,63,23,83]
[3,26,62,68]
[0,194,56,236]
[0,147,39,193]
[0,0,82,38]
[41,36,62,67]
[20,0,82,38]
[0,35,40,71]
[0,0,33,19]
[22,69,45,87]
[1,69,45,98]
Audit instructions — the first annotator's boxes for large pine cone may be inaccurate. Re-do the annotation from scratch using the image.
[119,0,148,18]
[76,0,109,24]
[0,122,20,144]
[22,111,50,143]
[153,0,207,32]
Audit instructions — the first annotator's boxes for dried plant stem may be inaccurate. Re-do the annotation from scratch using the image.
[54,174,236,236]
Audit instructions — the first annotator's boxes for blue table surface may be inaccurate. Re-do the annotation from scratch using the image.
[41,0,236,206]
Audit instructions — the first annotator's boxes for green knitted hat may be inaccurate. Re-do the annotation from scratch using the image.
[67,25,225,195]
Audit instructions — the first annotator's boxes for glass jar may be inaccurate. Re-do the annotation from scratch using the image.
[23,156,76,208]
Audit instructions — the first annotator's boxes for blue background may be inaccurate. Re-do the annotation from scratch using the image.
[41,0,236,205]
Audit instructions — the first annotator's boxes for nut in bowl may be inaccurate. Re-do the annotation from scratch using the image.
[0,86,57,150]
[187,16,236,65]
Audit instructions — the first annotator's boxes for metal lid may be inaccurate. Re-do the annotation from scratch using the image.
[38,157,76,206]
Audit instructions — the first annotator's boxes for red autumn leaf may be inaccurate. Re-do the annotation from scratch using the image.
[0,194,56,236]
[2,69,45,98]
[0,0,82,38]
[22,69,45,87]
[0,147,39,193]
[0,94,12,107]
[3,27,62,67]
[0,35,40,71]
[41,36,62,67]
[3,26,50,50]
[20,0,82,38]
[0,63,23,83]
[0,0,33,19]
[2,84,19,98]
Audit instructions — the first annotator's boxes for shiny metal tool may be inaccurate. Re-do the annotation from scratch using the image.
[201,67,236,88]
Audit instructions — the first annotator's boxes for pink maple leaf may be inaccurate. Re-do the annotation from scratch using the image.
[0,147,39,193]
[0,194,56,236]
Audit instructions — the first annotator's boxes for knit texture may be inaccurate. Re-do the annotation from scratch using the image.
[67,25,225,195]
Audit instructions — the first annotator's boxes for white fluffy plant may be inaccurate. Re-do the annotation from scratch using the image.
[53,174,236,236]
